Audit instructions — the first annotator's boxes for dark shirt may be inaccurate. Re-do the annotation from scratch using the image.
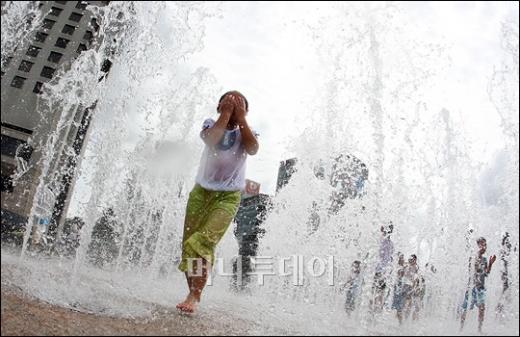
[473,255,489,290]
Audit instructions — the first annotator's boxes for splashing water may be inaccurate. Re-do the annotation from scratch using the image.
[1,1,46,69]
[1,2,518,335]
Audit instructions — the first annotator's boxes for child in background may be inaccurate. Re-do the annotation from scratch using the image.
[344,260,364,315]
[460,237,496,333]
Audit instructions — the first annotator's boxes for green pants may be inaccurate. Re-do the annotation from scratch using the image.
[178,184,241,273]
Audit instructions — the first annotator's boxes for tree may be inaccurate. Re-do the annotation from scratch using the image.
[56,216,85,257]
[87,208,120,267]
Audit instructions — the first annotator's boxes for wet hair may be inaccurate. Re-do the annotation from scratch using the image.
[218,91,249,111]
[381,221,394,235]
[477,237,487,245]
[502,232,510,243]
[352,260,361,266]
[397,253,405,265]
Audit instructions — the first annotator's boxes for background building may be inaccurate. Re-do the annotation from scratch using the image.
[1,1,110,245]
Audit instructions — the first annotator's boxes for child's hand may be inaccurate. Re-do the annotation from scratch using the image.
[489,255,496,266]
[230,94,247,121]
[218,95,235,116]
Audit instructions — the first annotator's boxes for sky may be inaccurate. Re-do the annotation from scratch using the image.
[68,1,519,217]
[186,1,518,194]
[187,2,325,194]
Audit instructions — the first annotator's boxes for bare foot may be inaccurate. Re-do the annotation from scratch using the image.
[176,294,199,314]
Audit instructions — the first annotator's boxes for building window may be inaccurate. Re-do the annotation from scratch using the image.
[18,60,34,72]
[83,30,93,44]
[48,51,63,63]
[33,81,44,94]
[90,18,99,32]
[23,13,33,27]
[101,59,112,73]
[1,123,33,135]
[0,167,14,193]
[62,24,76,35]
[35,32,49,43]
[26,45,42,57]
[50,7,63,17]
[69,12,83,23]
[42,19,56,29]
[17,143,34,162]
[1,135,34,161]
[1,135,22,157]
[41,66,55,79]
[1,173,14,193]
[55,37,70,48]
[10,76,27,89]
[75,1,88,10]
[76,43,87,54]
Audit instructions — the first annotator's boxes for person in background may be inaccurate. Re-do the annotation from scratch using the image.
[343,260,364,315]
[496,232,512,317]
[420,262,437,315]
[460,237,496,333]
[397,254,421,321]
[370,222,395,313]
[392,252,406,324]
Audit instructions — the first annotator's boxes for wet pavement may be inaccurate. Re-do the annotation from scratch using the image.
[1,285,267,336]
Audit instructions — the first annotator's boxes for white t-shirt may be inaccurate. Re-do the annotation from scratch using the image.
[195,118,258,191]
